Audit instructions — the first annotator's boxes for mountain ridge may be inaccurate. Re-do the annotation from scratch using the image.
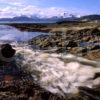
[0,14,100,23]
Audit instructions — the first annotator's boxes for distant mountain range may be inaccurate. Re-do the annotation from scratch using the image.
[0,14,100,23]
[78,15,100,21]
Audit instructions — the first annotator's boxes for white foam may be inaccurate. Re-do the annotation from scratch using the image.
[15,47,100,97]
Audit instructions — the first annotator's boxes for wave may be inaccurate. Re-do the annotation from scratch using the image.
[14,45,100,97]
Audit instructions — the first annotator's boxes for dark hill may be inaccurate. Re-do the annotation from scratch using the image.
[79,15,100,21]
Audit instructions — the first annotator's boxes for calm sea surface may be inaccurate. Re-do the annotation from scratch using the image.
[0,25,47,42]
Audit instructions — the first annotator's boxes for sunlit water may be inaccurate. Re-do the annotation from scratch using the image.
[0,25,47,42]
[80,42,100,47]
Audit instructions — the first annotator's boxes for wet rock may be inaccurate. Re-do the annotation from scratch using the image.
[91,28,100,36]
[91,45,100,50]
[67,41,78,47]
[84,50,100,60]
[82,36,91,42]
[79,86,100,100]
[29,28,100,59]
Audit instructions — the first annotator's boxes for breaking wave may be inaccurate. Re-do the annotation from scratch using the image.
[14,45,100,97]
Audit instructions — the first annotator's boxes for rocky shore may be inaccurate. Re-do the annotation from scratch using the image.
[0,21,99,100]
[0,44,100,100]
[6,20,100,32]
[3,46,99,100]
[29,27,100,60]
[0,78,61,100]
[1,81,99,100]
[7,21,100,60]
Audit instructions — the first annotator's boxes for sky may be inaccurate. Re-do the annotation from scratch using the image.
[0,0,100,18]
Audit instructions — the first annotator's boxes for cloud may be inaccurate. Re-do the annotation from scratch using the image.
[0,5,74,18]
[0,0,24,4]
[0,7,19,18]
[0,0,25,7]
[0,0,83,18]
[20,6,69,18]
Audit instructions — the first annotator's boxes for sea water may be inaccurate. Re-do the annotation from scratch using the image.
[15,45,100,97]
[0,25,47,42]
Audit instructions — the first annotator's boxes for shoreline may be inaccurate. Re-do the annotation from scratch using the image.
[0,21,100,99]
[0,21,100,60]
[2,20,100,33]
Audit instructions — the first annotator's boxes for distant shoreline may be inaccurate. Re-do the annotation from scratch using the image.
[0,21,99,60]
[1,20,100,33]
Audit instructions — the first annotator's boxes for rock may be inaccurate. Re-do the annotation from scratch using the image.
[29,28,100,59]
[82,36,91,42]
[91,28,100,36]
[91,45,100,50]
[84,50,100,60]
[79,86,100,100]
[67,41,78,47]
[0,76,63,100]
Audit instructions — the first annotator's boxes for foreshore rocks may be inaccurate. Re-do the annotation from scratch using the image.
[9,23,51,32]
[0,78,62,100]
[0,44,100,100]
[29,27,100,60]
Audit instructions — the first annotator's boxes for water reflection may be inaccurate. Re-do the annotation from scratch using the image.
[80,42,100,47]
[0,25,47,42]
